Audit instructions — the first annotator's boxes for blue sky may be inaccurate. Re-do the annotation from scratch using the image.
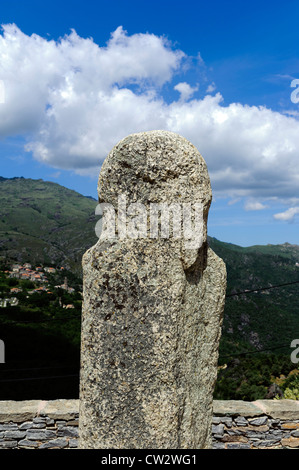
[1,0,299,246]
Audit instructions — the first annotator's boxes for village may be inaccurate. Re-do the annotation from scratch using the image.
[0,263,76,309]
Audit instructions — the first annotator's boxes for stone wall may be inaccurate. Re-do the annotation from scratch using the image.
[0,399,298,449]
[213,400,299,449]
[0,400,79,449]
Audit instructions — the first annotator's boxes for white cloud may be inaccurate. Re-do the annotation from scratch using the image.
[0,79,4,103]
[282,109,299,117]
[228,197,241,206]
[0,24,183,169]
[1,23,299,212]
[206,82,216,93]
[244,200,268,211]
[273,207,299,221]
[174,82,198,101]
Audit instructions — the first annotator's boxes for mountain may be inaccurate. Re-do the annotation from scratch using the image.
[0,176,298,400]
[0,177,98,274]
[207,237,299,400]
[208,236,299,356]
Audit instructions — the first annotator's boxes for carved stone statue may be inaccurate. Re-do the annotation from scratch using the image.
[79,130,226,448]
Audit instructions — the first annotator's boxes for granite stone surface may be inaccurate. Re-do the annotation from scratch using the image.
[79,131,227,449]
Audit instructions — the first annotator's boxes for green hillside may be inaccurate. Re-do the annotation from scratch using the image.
[209,235,299,355]
[208,237,299,400]
[0,177,298,401]
[0,177,98,274]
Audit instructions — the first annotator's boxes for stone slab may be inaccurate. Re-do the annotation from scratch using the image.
[0,400,41,423]
[0,400,79,423]
[253,400,299,420]
[213,400,263,417]
[42,400,79,420]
